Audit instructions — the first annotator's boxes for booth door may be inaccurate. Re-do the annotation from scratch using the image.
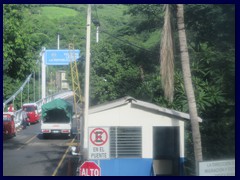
[153,126,180,176]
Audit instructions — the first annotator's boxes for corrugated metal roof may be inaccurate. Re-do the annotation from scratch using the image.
[89,96,202,122]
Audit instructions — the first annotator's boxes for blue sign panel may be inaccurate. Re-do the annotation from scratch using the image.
[45,49,80,65]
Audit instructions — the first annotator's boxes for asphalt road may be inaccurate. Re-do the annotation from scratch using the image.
[3,98,80,176]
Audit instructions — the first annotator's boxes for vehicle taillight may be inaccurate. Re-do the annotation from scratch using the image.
[42,129,50,133]
[61,130,70,133]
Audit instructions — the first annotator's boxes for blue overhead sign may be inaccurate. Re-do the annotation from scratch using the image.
[45,49,80,65]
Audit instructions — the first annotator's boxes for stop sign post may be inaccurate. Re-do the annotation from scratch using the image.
[80,161,101,176]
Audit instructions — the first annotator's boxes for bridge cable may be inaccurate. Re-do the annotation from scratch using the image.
[3,74,32,110]
[21,90,23,108]
[28,79,30,103]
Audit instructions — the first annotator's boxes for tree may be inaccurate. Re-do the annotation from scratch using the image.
[160,4,202,175]
[90,41,141,105]
[176,4,202,169]
[3,5,40,80]
[184,4,235,162]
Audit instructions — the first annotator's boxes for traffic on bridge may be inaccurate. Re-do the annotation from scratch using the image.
[3,4,235,176]
[3,95,80,176]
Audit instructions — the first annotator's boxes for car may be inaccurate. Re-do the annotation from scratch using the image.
[3,112,16,138]
[22,103,40,124]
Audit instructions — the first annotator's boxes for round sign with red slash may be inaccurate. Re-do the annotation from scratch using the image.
[90,128,108,146]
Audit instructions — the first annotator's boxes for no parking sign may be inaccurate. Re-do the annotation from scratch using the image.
[88,127,110,160]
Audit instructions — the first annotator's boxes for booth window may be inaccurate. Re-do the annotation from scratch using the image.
[110,127,142,158]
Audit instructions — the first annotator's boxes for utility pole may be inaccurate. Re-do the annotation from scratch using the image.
[57,34,60,50]
[96,26,99,43]
[41,47,46,100]
[28,75,29,103]
[39,59,41,100]
[93,19,100,43]
[83,4,91,152]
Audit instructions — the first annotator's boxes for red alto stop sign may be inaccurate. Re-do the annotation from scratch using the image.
[80,161,101,176]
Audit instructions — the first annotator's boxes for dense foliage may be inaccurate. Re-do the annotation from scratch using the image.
[3,4,235,175]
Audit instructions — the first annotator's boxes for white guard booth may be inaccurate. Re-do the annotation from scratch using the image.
[88,96,202,176]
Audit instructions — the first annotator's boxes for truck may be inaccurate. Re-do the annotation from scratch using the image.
[41,98,73,139]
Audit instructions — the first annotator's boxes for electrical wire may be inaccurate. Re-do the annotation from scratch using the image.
[94,4,100,25]
[101,29,154,54]
[93,5,159,57]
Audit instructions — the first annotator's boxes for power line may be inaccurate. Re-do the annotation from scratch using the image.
[92,4,100,26]
[93,5,159,57]
[101,29,157,55]
[93,4,100,25]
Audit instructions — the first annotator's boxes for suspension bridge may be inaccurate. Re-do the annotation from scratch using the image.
[3,45,81,130]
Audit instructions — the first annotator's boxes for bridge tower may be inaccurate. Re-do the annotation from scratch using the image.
[69,43,83,148]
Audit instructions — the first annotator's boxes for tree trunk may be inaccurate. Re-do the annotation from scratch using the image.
[176,4,203,175]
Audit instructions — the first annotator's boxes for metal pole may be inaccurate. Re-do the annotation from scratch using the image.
[21,90,22,107]
[41,47,46,100]
[46,66,48,97]
[28,79,29,103]
[49,71,53,95]
[13,98,15,110]
[33,71,35,102]
[96,26,99,43]
[39,59,41,100]
[58,34,60,50]
[84,4,91,150]
[54,73,56,94]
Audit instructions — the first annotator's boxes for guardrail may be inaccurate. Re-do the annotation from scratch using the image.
[9,91,74,128]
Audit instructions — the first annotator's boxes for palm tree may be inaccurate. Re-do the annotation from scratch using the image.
[160,5,174,103]
[160,4,203,175]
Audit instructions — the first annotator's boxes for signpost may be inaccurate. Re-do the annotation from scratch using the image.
[88,127,110,160]
[45,49,80,65]
[41,48,80,99]
[79,161,101,176]
[199,159,235,176]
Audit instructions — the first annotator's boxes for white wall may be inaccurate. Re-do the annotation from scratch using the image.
[88,103,185,158]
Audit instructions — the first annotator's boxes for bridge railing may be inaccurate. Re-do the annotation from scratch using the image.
[11,90,73,128]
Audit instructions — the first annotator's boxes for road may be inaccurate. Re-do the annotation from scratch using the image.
[3,98,80,176]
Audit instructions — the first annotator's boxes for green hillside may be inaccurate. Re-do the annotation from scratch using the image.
[33,4,130,49]
[40,4,129,28]
[40,6,78,19]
